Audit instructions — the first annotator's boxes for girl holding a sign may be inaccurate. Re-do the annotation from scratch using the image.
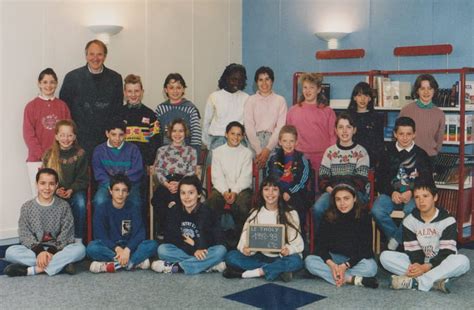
[223,176,304,282]
[305,183,378,288]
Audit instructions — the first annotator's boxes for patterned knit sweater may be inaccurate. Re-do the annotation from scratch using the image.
[155,99,201,156]
[154,144,197,185]
[121,103,162,165]
[375,142,433,196]
[42,145,89,193]
[319,143,369,192]
[19,198,74,253]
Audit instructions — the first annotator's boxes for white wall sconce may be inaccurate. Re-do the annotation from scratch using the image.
[87,25,123,44]
[314,32,349,50]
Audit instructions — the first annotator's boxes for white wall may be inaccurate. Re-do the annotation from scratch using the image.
[0,0,242,241]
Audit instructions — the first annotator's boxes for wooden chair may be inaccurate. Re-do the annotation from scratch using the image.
[148,165,156,240]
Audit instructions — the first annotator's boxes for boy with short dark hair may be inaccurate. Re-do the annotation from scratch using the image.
[92,118,144,212]
[371,116,433,250]
[380,183,470,293]
[87,174,158,273]
[4,168,86,277]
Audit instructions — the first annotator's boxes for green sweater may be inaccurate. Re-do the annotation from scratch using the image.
[43,146,89,193]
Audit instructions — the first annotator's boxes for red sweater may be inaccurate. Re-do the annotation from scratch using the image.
[23,97,71,161]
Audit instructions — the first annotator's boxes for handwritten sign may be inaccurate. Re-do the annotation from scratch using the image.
[248,224,285,252]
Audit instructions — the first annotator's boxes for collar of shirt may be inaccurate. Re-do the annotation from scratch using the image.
[38,94,55,101]
[87,64,104,74]
[107,140,125,150]
[395,141,415,152]
[127,103,143,109]
[416,99,434,109]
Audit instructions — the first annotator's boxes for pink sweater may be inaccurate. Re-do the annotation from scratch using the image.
[399,102,445,156]
[286,103,337,155]
[244,92,287,153]
[23,97,71,161]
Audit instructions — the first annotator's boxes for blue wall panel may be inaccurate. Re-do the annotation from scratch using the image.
[243,0,474,104]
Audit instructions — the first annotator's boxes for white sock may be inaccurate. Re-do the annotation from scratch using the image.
[75,238,83,243]
[353,276,363,286]
[387,238,399,250]
[27,266,36,276]
[242,268,262,278]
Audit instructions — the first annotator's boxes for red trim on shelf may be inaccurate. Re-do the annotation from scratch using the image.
[315,49,365,60]
[393,44,453,56]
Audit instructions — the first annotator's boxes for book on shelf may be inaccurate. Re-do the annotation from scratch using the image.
[320,83,330,105]
[375,77,390,107]
[383,80,412,108]
[443,114,473,142]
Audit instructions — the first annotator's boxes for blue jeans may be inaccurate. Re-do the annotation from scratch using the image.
[5,243,86,276]
[93,182,143,213]
[157,243,227,275]
[225,250,303,281]
[86,240,158,266]
[66,191,86,239]
[380,251,470,291]
[312,191,368,231]
[305,253,377,285]
[371,194,415,243]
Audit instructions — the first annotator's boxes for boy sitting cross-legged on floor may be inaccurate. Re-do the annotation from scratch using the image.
[4,168,86,277]
[87,174,158,273]
[380,182,470,293]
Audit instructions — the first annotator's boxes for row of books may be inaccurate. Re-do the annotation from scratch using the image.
[444,114,473,142]
[373,77,474,108]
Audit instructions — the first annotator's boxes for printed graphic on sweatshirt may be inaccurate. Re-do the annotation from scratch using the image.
[122,220,132,236]
[42,114,59,130]
[180,221,200,241]
[392,153,419,192]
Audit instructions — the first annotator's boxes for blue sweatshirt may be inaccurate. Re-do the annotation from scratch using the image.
[93,200,146,252]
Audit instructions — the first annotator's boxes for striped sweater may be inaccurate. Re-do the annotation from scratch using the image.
[155,99,201,156]
[403,207,457,267]
[92,141,144,187]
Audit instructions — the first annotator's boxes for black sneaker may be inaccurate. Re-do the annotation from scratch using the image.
[4,264,28,277]
[223,265,243,279]
[63,263,76,275]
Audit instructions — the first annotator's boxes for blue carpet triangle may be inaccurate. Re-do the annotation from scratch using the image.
[223,283,326,309]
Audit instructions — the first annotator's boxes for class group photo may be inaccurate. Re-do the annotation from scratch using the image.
[1,1,474,309]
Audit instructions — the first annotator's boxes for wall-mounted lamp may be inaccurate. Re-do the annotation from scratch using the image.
[87,25,123,44]
[314,32,349,50]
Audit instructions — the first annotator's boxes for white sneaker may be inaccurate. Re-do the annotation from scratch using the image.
[387,238,399,250]
[136,259,150,270]
[206,262,226,273]
[89,261,106,273]
[151,260,178,273]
